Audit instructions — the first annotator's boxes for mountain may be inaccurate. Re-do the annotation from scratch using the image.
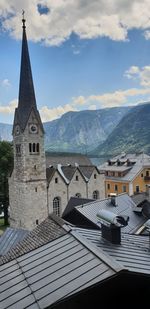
[93,103,150,156]
[0,106,129,152]
[44,107,130,152]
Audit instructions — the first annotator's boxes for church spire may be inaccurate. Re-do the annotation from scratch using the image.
[15,12,43,131]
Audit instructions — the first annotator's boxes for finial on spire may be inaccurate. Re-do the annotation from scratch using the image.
[22,10,26,28]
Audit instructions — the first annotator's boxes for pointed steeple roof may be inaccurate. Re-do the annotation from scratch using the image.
[13,15,44,133]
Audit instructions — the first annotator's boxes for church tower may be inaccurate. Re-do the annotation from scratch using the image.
[9,16,48,230]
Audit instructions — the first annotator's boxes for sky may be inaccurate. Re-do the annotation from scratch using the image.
[1,0,150,124]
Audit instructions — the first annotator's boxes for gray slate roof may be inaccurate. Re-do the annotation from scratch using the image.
[74,227,150,274]
[75,193,147,234]
[99,153,150,182]
[62,197,94,218]
[0,219,150,308]
[46,153,92,168]
[46,164,98,184]
[131,192,150,205]
[0,215,66,266]
[0,228,28,256]
[0,230,116,309]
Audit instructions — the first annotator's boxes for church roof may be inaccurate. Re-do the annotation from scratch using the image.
[0,214,67,266]
[46,153,92,167]
[13,18,44,133]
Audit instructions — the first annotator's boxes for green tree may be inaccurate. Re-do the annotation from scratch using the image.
[0,141,13,225]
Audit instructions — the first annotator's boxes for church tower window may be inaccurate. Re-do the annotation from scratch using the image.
[29,143,40,154]
[16,144,21,155]
[53,197,61,216]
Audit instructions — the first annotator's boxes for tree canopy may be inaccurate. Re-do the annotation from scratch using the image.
[0,141,13,225]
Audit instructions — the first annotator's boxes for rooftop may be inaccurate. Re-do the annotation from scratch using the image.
[0,222,150,308]
[74,193,147,234]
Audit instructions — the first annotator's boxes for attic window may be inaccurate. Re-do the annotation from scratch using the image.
[76,175,79,181]
[55,178,58,183]
[94,174,97,179]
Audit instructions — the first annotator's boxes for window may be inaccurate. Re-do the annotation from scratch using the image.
[141,173,143,177]
[75,175,79,181]
[36,143,39,153]
[29,143,40,154]
[107,183,110,190]
[93,190,99,200]
[53,197,61,216]
[36,219,39,225]
[33,143,36,152]
[122,185,126,192]
[114,184,118,191]
[94,174,97,179]
[35,187,37,192]
[55,178,58,183]
[16,144,21,155]
[75,193,81,198]
[136,185,140,193]
[146,171,149,177]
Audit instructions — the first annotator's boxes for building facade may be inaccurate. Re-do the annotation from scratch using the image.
[47,165,105,216]
[99,153,150,197]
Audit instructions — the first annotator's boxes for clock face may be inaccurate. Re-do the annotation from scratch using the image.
[29,124,38,133]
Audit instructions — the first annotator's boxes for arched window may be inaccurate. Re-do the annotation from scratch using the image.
[75,193,81,198]
[93,190,99,200]
[53,197,61,216]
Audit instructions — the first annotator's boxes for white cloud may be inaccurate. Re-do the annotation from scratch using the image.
[1,79,11,87]
[70,87,150,108]
[125,65,150,87]
[0,99,17,114]
[88,105,97,110]
[1,1,150,45]
[2,85,150,122]
[124,66,140,79]
[72,95,86,105]
[40,103,77,122]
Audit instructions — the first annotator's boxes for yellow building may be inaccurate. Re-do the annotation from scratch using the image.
[99,153,150,197]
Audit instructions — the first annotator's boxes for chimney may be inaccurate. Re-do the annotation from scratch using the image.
[97,209,129,244]
[110,193,117,206]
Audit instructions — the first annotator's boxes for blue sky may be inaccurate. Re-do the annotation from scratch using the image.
[1,1,150,123]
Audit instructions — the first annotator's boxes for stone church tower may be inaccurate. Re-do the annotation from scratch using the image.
[9,17,48,230]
